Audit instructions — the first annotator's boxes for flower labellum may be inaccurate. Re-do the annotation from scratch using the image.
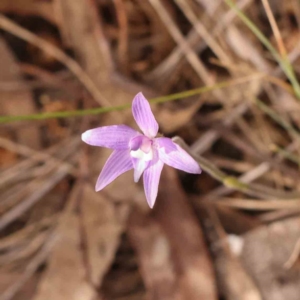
[81,92,202,208]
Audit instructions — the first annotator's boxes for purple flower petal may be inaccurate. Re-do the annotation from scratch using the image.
[143,158,164,208]
[132,157,150,182]
[132,92,159,138]
[155,137,177,153]
[96,150,133,191]
[82,125,140,150]
[158,141,202,174]
[129,135,144,151]
[129,135,152,152]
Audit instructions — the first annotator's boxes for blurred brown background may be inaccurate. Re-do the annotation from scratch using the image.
[1,0,300,299]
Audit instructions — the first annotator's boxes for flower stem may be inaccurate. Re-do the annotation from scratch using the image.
[173,136,300,200]
[0,74,258,124]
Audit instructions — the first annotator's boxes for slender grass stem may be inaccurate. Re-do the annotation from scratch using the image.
[224,0,300,99]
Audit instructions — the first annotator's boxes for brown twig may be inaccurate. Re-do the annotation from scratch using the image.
[113,0,129,74]
[147,0,215,85]
[214,197,300,211]
[0,164,70,231]
[0,232,58,300]
[261,0,287,58]
[0,14,110,106]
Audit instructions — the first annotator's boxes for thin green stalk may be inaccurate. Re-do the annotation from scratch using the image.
[272,144,300,166]
[0,77,249,124]
[255,98,300,142]
[173,136,300,199]
[0,104,130,124]
[224,0,300,99]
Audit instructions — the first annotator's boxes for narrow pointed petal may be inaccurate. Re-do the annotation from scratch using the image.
[132,92,159,138]
[96,150,133,191]
[155,137,177,153]
[143,159,164,208]
[82,125,140,149]
[159,141,202,174]
[132,158,149,182]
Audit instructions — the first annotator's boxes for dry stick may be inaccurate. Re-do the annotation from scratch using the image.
[191,102,249,154]
[1,137,78,198]
[0,138,77,188]
[0,232,58,300]
[0,164,70,231]
[19,64,79,96]
[158,0,286,158]
[174,0,231,65]
[173,136,300,199]
[260,84,300,170]
[0,230,49,266]
[147,0,252,80]
[214,198,300,210]
[0,66,76,93]
[261,0,287,58]
[202,132,300,201]
[255,97,300,142]
[188,81,275,157]
[225,0,300,98]
[273,144,300,166]
[2,174,50,211]
[239,104,285,189]
[0,215,58,250]
[0,136,78,177]
[259,208,300,223]
[1,140,78,210]
[147,0,215,86]
[200,77,294,161]
[203,162,270,200]
[207,155,255,173]
[259,2,297,162]
[0,14,109,106]
[2,172,55,211]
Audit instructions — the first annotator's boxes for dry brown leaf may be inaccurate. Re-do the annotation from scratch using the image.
[215,250,262,300]
[196,203,262,300]
[81,183,127,286]
[33,180,130,300]
[241,217,300,300]
[154,167,218,300]
[33,183,96,300]
[128,208,183,300]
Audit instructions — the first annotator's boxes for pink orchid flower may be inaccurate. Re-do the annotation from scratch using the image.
[82,92,201,208]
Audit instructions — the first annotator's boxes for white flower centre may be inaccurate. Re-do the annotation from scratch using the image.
[130,148,153,161]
